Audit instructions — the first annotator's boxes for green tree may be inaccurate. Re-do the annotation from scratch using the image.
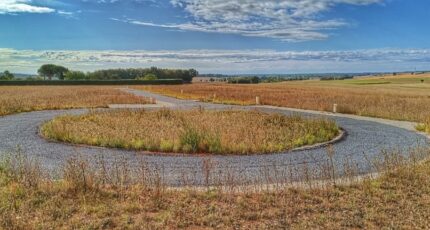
[55,66,69,80]
[64,71,87,80]
[0,70,15,80]
[38,64,69,80]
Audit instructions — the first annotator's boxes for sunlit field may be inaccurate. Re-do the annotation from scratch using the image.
[138,74,430,123]
[41,109,339,154]
[0,86,149,116]
[1,148,429,229]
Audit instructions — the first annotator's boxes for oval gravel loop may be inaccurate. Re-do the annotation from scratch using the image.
[0,88,428,186]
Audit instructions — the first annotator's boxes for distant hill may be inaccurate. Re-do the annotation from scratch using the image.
[12,73,36,79]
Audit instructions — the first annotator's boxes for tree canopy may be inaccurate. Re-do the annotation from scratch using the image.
[36,65,197,82]
[64,71,87,80]
[0,71,15,80]
[87,67,198,83]
[38,64,69,80]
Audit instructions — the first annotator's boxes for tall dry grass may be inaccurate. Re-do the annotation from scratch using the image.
[41,109,339,154]
[0,86,149,116]
[138,82,430,122]
[0,147,429,229]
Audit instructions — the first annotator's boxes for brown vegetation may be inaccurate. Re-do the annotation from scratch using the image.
[0,86,149,116]
[41,109,339,154]
[137,77,430,122]
[0,148,429,229]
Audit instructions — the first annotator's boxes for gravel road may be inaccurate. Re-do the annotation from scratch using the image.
[0,88,428,186]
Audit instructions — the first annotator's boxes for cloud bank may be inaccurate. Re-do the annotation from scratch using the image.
[116,0,383,41]
[0,0,55,14]
[1,48,429,74]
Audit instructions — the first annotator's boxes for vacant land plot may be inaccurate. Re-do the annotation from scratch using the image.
[0,86,149,116]
[41,109,339,154]
[137,74,430,122]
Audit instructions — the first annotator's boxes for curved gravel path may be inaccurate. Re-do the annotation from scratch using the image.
[0,88,428,186]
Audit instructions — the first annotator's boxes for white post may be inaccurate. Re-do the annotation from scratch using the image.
[333,104,338,113]
[256,96,261,105]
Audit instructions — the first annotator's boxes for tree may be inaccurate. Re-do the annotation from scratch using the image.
[0,70,14,80]
[64,71,87,80]
[55,66,69,80]
[38,64,69,80]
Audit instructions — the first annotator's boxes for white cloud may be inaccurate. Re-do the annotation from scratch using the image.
[117,0,383,41]
[1,48,429,74]
[0,0,55,14]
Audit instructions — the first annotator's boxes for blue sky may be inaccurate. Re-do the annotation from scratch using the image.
[1,0,430,74]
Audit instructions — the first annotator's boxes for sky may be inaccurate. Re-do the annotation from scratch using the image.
[1,0,430,74]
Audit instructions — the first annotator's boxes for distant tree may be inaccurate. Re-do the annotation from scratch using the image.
[38,64,69,80]
[64,71,87,80]
[55,66,69,80]
[86,67,197,83]
[0,70,15,80]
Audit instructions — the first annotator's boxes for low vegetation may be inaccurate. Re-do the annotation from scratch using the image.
[417,117,430,134]
[0,86,149,116]
[41,109,339,154]
[138,74,430,122]
[0,147,429,229]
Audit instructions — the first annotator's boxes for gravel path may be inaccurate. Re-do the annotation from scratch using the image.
[0,88,428,186]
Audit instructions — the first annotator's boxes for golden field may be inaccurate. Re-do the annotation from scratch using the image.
[41,109,339,154]
[137,74,430,122]
[0,86,149,116]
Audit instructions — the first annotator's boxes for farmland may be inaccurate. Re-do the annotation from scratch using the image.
[138,74,430,123]
[0,86,149,116]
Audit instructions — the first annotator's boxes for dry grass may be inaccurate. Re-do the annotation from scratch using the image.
[137,75,430,122]
[417,117,430,134]
[0,86,149,116]
[0,148,429,229]
[41,109,339,154]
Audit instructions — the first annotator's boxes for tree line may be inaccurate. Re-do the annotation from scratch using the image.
[35,65,198,83]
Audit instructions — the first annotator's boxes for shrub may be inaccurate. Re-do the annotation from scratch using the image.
[180,126,203,153]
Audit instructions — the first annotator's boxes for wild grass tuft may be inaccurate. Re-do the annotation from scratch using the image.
[416,117,430,134]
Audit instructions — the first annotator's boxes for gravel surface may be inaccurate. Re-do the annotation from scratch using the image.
[0,88,428,186]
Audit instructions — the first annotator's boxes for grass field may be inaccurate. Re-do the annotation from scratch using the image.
[41,109,339,154]
[137,74,430,123]
[0,82,429,228]
[0,149,429,229]
[0,86,149,116]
